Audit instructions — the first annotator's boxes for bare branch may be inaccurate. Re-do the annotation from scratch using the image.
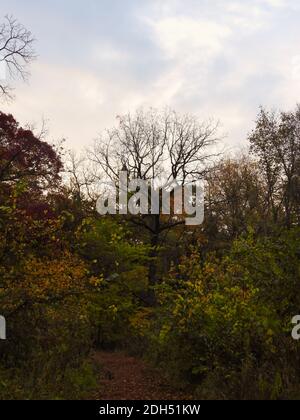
[0,15,36,100]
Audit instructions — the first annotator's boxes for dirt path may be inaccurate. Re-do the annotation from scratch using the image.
[92,351,192,400]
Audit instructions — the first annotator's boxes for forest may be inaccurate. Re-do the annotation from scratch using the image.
[0,14,300,400]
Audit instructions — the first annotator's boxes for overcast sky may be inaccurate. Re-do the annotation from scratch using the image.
[1,0,300,151]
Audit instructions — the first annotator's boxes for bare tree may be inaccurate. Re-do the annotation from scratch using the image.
[249,106,300,228]
[65,151,99,205]
[90,109,219,182]
[89,108,220,290]
[204,155,265,242]
[0,15,36,99]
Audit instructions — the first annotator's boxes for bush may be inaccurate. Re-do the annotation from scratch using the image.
[139,230,300,399]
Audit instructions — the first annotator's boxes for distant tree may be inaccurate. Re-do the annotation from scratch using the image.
[0,15,36,99]
[249,106,300,227]
[65,151,99,207]
[204,156,265,245]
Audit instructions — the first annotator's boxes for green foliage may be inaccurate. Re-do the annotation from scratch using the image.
[77,218,150,349]
[0,183,96,399]
[1,108,299,400]
[137,229,300,399]
[77,217,150,276]
[0,359,97,400]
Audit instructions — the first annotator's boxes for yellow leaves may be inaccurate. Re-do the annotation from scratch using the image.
[129,308,153,336]
[159,324,171,343]
[89,274,104,289]
[1,251,89,309]
[110,232,123,244]
[108,304,118,320]
[204,263,216,275]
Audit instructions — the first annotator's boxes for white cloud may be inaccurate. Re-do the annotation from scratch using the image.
[261,0,287,8]
[1,0,300,152]
[147,16,232,60]
[91,44,129,63]
[140,15,232,107]
[1,61,137,149]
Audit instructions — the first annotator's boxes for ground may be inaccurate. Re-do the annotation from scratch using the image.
[92,351,192,400]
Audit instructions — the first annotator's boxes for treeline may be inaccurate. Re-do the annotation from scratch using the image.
[0,106,299,399]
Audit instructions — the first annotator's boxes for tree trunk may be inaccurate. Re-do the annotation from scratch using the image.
[147,214,160,305]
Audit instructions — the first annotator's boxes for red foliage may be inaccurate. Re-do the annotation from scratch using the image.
[0,111,63,219]
[0,111,62,188]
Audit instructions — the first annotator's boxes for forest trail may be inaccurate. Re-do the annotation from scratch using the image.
[92,351,192,400]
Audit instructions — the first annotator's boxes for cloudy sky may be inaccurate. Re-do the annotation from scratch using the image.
[1,0,300,151]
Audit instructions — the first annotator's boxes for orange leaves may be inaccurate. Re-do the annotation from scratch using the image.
[0,251,89,314]
[21,253,87,297]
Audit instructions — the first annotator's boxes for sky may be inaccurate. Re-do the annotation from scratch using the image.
[1,0,300,152]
